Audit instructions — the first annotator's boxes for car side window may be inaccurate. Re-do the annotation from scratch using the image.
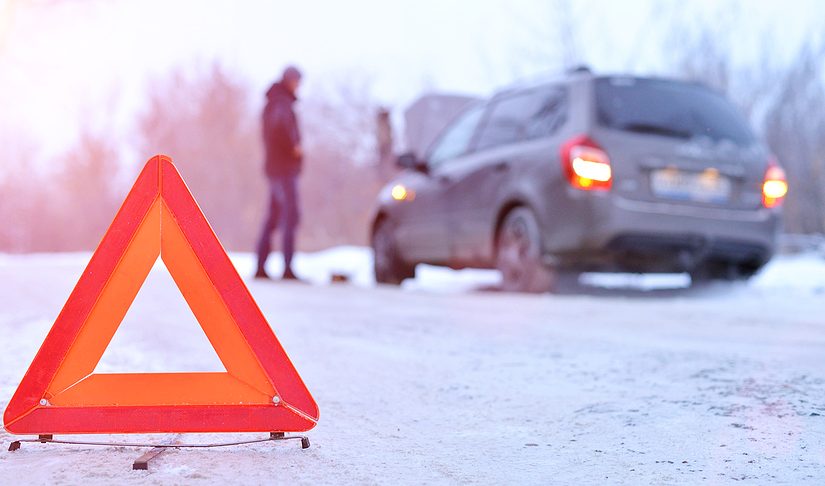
[428,104,485,169]
[475,87,568,151]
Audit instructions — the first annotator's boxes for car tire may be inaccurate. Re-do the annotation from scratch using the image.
[496,207,555,293]
[372,218,414,285]
[690,261,760,285]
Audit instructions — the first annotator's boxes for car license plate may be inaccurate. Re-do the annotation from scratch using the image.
[650,168,731,203]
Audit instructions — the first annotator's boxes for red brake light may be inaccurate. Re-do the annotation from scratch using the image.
[762,156,788,208]
[560,135,612,191]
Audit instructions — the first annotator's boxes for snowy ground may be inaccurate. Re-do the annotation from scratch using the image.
[1,248,824,484]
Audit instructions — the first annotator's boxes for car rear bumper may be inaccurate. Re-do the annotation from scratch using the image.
[546,195,780,272]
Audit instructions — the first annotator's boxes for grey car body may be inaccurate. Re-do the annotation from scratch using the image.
[371,72,782,290]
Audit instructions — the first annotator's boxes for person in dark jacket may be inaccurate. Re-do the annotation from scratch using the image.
[255,66,303,280]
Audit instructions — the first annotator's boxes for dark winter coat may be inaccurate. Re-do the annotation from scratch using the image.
[262,82,302,177]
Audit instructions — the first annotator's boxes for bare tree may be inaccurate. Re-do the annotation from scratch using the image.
[763,44,825,233]
[50,126,123,249]
[0,124,122,252]
[0,138,51,251]
[136,62,264,251]
[298,74,386,248]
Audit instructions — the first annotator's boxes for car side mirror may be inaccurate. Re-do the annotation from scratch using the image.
[396,152,428,173]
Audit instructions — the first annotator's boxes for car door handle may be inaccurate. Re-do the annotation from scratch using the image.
[494,161,509,172]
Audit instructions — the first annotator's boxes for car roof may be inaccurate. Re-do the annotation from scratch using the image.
[492,72,586,100]
[492,72,713,102]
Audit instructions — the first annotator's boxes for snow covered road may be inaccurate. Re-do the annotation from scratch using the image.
[0,249,824,484]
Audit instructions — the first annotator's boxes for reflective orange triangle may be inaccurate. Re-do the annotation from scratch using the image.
[3,156,318,434]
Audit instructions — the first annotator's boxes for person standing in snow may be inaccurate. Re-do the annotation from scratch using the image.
[255,65,304,280]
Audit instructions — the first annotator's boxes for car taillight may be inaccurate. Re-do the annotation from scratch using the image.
[560,135,612,191]
[762,157,788,208]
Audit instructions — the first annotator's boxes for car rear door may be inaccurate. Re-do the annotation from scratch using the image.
[443,86,569,265]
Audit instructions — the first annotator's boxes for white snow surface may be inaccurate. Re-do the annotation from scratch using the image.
[0,247,824,484]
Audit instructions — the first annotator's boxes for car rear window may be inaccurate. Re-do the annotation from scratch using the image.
[595,77,756,146]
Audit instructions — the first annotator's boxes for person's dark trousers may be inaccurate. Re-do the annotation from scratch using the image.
[256,174,300,276]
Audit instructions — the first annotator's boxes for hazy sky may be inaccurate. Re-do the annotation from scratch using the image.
[0,0,821,160]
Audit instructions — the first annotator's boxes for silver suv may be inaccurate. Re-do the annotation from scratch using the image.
[371,71,787,292]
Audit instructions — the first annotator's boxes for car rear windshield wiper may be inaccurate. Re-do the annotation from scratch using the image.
[616,122,692,139]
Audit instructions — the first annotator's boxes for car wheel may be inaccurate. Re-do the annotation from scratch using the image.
[372,218,414,285]
[496,207,555,293]
[690,261,760,285]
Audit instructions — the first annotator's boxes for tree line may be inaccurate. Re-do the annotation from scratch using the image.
[1,2,823,252]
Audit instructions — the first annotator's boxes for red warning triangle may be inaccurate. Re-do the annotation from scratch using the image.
[3,156,318,434]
